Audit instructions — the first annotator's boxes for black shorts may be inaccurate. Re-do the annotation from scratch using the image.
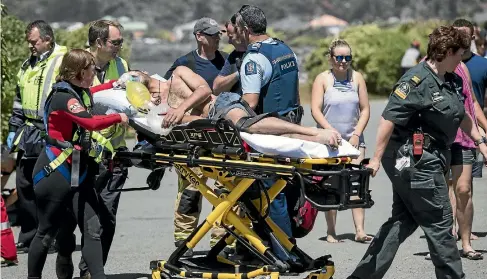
[450,144,476,166]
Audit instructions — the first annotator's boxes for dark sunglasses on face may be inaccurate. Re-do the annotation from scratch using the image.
[334,55,352,62]
[108,38,124,46]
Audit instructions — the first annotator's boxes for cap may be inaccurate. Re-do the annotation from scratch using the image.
[193,17,221,35]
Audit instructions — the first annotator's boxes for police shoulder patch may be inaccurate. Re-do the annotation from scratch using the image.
[245,61,257,75]
[393,82,410,100]
[67,98,86,113]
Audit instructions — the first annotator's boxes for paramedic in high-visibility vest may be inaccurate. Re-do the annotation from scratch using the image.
[6,20,67,255]
[80,19,129,279]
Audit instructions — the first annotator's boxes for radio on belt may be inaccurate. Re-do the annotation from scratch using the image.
[413,130,424,156]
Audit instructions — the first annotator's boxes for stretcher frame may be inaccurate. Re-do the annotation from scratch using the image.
[112,119,374,279]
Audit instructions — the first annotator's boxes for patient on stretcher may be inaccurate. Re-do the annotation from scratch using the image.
[94,67,344,149]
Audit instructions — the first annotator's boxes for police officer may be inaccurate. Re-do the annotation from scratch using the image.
[235,5,302,123]
[80,19,129,279]
[7,20,67,254]
[348,26,487,279]
[233,5,302,260]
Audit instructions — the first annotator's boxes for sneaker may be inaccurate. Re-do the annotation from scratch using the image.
[1,257,18,267]
[56,254,74,279]
[80,271,91,279]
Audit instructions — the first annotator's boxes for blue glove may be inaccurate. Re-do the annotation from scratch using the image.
[6,132,15,149]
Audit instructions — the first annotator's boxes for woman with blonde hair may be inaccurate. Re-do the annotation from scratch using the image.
[311,39,372,243]
[27,49,128,279]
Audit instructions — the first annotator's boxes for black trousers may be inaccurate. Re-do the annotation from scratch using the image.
[79,161,128,276]
[15,156,38,246]
[28,150,106,279]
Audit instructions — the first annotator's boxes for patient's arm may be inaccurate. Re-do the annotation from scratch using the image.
[174,66,212,113]
[225,108,340,147]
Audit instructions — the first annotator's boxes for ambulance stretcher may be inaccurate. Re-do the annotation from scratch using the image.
[107,117,374,279]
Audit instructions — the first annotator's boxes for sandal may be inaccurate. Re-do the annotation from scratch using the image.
[461,250,483,260]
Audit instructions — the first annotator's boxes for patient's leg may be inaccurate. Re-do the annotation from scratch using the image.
[225,108,340,146]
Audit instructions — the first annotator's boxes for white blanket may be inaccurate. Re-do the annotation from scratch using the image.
[239,132,360,159]
[132,117,360,159]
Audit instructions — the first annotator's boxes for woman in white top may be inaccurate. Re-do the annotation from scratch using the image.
[311,39,372,243]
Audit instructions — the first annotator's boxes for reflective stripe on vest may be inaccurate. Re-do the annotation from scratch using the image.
[1,221,11,230]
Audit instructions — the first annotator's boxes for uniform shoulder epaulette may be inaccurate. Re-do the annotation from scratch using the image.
[408,74,425,87]
[248,42,262,52]
[273,38,284,43]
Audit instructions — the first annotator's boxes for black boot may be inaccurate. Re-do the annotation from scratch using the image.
[56,254,74,279]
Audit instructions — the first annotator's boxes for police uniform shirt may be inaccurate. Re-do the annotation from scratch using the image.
[382,61,465,147]
[240,38,298,95]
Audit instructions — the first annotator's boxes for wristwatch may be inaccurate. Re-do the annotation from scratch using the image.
[474,136,487,146]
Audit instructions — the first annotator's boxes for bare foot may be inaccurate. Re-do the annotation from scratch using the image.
[470,233,479,240]
[355,233,373,243]
[326,234,342,243]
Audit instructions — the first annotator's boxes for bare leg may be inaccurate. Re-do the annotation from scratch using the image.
[325,210,341,243]
[451,164,481,259]
[350,148,373,242]
[225,109,338,145]
[447,173,458,239]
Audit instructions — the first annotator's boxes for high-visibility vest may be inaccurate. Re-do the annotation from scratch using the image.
[91,56,129,86]
[17,44,68,120]
[91,56,129,149]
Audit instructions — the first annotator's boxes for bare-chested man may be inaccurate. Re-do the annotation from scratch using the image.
[119,67,341,147]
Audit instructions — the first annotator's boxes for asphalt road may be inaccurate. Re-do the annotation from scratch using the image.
[3,100,487,279]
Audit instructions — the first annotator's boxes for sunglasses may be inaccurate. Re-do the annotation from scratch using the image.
[334,55,352,62]
[108,38,124,46]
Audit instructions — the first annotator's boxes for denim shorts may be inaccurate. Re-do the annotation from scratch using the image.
[472,152,483,178]
[208,92,248,120]
[450,143,477,166]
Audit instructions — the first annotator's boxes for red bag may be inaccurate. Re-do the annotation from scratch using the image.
[292,200,318,238]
